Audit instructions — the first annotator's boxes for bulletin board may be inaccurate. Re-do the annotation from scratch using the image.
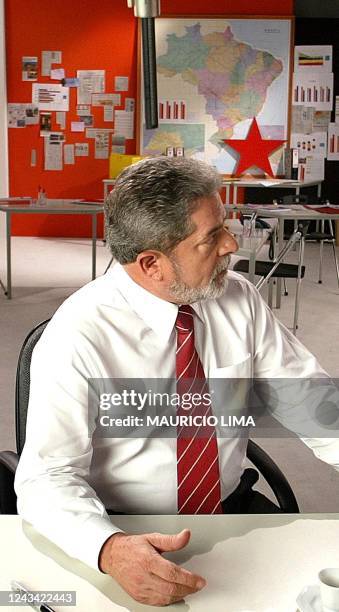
[138,16,293,176]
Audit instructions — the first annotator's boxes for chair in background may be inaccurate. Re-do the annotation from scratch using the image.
[0,319,299,514]
[233,223,309,334]
[278,194,339,287]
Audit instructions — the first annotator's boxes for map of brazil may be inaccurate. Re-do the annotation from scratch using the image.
[141,19,291,174]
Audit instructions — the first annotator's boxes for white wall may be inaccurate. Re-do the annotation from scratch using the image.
[0,0,8,197]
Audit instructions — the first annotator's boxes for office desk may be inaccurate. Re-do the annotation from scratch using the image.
[222,178,323,205]
[1,514,339,611]
[226,204,339,308]
[0,199,104,299]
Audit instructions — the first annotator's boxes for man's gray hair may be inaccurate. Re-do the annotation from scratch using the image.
[105,156,222,264]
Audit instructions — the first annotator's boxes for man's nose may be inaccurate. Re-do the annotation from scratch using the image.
[218,228,239,257]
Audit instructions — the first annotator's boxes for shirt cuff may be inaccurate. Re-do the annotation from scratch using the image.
[71,514,123,570]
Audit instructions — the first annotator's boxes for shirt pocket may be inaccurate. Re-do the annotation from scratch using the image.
[209,353,252,379]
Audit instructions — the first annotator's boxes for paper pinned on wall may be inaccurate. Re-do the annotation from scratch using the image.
[44,133,64,171]
[111,135,126,154]
[56,111,66,129]
[104,106,114,122]
[92,93,121,106]
[63,78,79,88]
[40,111,52,136]
[95,131,110,159]
[125,98,135,112]
[50,68,65,80]
[8,103,39,127]
[114,110,134,139]
[75,143,89,157]
[64,144,75,165]
[77,70,105,105]
[42,50,62,77]
[86,128,113,139]
[77,104,91,116]
[22,56,38,81]
[292,72,334,111]
[294,45,332,73]
[313,110,331,131]
[291,132,327,159]
[114,76,129,91]
[327,123,339,160]
[32,83,69,111]
[71,121,85,132]
[291,105,314,134]
[335,96,339,122]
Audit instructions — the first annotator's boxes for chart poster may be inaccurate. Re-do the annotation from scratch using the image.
[138,17,292,176]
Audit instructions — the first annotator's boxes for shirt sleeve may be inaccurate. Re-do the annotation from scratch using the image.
[14,315,123,570]
[244,280,339,472]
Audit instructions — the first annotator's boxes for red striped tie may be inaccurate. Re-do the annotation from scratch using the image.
[175,305,222,514]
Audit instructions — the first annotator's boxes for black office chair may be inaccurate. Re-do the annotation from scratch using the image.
[0,319,299,515]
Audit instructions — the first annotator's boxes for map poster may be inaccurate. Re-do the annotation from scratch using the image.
[138,17,292,176]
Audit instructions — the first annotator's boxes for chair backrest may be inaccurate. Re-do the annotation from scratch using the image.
[14,320,299,512]
[15,319,50,454]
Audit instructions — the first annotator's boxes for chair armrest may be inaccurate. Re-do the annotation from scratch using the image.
[0,451,19,514]
[0,450,19,473]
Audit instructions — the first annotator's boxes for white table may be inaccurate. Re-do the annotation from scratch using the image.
[226,203,339,308]
[232,228,271,283]
[1,514,339,611]
[0,199,104,299]
[222,178,323,205]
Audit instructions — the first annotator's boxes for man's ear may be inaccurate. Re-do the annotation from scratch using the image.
[136,251,164,281]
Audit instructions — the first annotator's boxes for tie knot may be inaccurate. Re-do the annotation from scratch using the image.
[175,305,195,333]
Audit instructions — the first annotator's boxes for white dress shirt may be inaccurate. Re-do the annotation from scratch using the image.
[15,264,339,570]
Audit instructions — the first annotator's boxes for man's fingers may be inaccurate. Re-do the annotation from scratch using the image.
[148,554,206,590]
[147,528,191,552]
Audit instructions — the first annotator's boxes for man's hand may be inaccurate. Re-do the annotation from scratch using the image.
[99,528,206,606]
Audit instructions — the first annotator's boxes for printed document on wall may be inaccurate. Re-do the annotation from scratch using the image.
[32,83,69,111]
[327,124,339,161]
[44,133,64,170]
[294,46,332,72]
[42,51,62,76]
[114,110,134,139]
[291,132,327,159]
[292,72,333,111]
[8,103,39,127]
[77,70,105,105]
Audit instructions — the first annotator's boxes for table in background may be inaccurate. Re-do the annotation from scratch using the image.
[222,178,323,205]
[231,227,271,283]
[1,514,339,611]
[0,199,104,299]
[225,203,339,308]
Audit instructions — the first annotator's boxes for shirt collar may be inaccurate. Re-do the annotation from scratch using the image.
[109,263,203,342]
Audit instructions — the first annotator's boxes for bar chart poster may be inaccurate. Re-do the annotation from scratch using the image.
[294,46,332,73]
[292,73,333,111]
[138,17,292,175]
[327,123,339,161]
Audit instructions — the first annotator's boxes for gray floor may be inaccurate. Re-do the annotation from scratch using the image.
[1,234,339,512]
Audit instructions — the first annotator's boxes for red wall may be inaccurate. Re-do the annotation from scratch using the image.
[5,0,294,236]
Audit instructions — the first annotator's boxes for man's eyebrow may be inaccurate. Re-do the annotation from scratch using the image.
[201,213,228,238]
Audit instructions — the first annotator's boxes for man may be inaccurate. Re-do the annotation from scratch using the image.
[15,157,338,606]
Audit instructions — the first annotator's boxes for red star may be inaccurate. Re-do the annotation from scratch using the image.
[223,117,286,177]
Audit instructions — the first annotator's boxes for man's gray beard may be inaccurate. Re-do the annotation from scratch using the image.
[169,255,231,304]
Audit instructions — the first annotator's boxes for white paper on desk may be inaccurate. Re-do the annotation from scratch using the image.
[327,123,339,160]
[114,110,134,139]
[50,68,65,80]
[32,83,69,111]
[71,121,85,132]
[292,72,333,110]
[294,45,332,72]
[75,142,89,157]
[64,144,75,165]
[44,135,63,171]
[41,50,62,77]
[77,70,105,105]
[291,132,327,159]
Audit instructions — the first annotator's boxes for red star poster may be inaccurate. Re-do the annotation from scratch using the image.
[223,117,285,177]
